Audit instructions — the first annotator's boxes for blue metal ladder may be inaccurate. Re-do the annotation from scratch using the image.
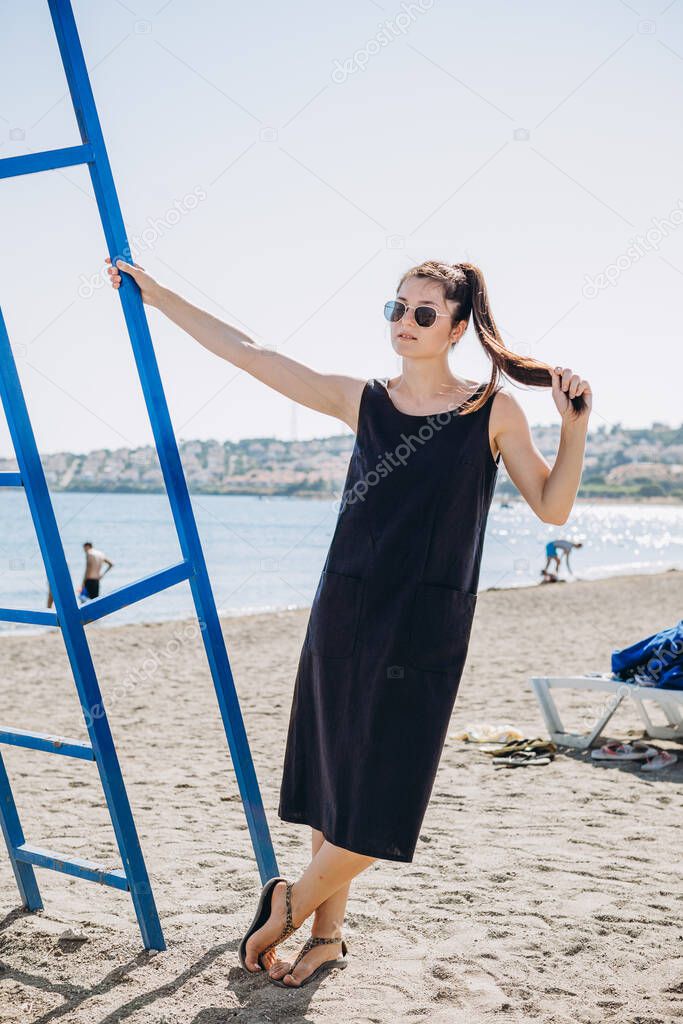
[0,0,278,951]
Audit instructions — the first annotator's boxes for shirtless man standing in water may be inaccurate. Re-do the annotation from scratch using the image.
[46,542,114,607]
[81,541,114,600]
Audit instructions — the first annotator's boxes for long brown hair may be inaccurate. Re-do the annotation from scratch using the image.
[397,260,587,416]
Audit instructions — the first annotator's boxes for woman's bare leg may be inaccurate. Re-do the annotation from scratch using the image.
[268,828,353,983]
[244,835,375,977]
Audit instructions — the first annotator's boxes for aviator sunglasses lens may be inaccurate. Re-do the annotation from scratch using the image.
[384,300,404,323]
[414,306,437,327]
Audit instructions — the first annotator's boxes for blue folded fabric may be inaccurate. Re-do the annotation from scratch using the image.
[611,619,683,690]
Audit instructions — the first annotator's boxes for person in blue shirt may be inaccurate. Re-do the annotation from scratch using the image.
[543,538,583,578]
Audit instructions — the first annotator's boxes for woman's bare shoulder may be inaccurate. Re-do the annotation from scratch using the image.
[490,386,531,440]
[339,376,373,433]
[491,386,525,414]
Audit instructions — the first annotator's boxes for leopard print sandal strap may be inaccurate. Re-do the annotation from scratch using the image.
[290,935,344,973]
[259,881,298,959]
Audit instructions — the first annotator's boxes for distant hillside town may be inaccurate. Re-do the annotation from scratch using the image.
[1,421,682,502]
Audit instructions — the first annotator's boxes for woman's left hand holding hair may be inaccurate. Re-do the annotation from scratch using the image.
[491,365,591,524]
[551,366,592,422]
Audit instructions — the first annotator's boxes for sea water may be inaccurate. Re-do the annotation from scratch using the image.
[0,490,681,637]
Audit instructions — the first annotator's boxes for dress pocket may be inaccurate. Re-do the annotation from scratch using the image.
[307,569,365,659]
[408,582,477,674]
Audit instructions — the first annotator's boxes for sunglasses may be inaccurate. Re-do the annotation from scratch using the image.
[383,300,451,329]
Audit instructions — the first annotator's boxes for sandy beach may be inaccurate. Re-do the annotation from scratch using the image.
[0,569,681,1023]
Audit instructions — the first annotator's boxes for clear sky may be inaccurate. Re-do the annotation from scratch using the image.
[0,0,681,459]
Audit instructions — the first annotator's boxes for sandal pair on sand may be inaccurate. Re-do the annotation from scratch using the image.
[238,876,348,989]
[485,737,558,768]
[591,740,678,771]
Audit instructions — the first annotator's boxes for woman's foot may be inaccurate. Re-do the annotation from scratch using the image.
[268,934,344,987]
[244,880,304,972]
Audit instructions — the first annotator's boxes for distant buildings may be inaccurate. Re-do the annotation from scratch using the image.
[0,421,681,501]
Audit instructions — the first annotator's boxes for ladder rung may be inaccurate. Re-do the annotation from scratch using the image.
[13,843,129,890]
[0,144,94,180]
[0,728,94,760]
[80,559,193,624]
[0,472,22,487]
[0,561,192,627]
[0,607,59,626]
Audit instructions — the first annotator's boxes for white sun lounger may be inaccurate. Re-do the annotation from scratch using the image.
[530,673,683,750]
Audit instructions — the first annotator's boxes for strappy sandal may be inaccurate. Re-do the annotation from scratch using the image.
[486,738,557,758]
[492,749,552,768]
[238,876,300,972]
[256,879,301,971]
[269,934,349,988]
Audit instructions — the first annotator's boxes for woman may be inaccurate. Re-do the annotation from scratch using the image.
[107,256,591,988]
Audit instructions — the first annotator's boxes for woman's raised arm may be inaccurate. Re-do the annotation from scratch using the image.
[106,257,365,431]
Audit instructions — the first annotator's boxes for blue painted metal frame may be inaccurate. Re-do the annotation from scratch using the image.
[0,753,42,911]
[79,559,192,624]
[15,844,129,891]
[0,307,164,949]
[0,144,93,180]
[0,0,279,950]
[0,607,59,626]
[46,0,278,883]
[0,728,94,760]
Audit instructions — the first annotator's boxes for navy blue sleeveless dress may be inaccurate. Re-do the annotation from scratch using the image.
[278,377,502,862]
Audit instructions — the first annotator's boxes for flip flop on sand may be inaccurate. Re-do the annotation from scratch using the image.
[239,875,293,972]
[641,749,678,771]
[487,738,557,759]
[269,935,349,988]
[590,741,653,762]
[492,749,553,768]
[486,738,532,756]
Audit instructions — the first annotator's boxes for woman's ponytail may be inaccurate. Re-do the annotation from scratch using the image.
[397,260,587,416]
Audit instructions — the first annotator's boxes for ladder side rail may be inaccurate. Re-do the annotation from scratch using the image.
[0,309,164,949]
[0,751,42,910]
[48,0,278,882]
